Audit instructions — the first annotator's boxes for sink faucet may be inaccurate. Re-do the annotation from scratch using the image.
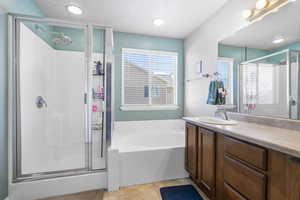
[215,108,229,121]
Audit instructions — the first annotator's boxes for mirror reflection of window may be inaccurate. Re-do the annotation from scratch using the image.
[217,57,234,104]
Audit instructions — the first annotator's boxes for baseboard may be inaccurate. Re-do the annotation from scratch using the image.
[10,172,107,200]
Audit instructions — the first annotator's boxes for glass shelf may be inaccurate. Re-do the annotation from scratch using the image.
[92,73,104,76]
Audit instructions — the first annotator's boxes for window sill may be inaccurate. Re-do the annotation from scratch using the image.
[120,105,180,111]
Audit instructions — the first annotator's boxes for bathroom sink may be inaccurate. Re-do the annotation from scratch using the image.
[191,117,238,125]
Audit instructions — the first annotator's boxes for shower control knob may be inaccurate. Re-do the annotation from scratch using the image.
[36,96,48,108]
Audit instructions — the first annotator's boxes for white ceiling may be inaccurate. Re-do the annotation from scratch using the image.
[35,0,227,39]
[221,1,300,50]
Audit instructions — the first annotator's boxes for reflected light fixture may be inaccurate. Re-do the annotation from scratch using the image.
[256,0,269,10]
[243,9,253,19]
[66,4,83,15]
[153,19,165,26]
[272,36,285,44]
[243,0,291,22]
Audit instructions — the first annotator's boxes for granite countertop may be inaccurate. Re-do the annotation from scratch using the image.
[183,117,300,159]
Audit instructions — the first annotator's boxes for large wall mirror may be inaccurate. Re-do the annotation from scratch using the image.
[218,1,300,120]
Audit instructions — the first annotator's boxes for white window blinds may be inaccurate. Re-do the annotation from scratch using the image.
[122,48,178,106]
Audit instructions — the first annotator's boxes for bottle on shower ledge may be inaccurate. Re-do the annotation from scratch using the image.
[94,61,103,75]
[92,105,98,112]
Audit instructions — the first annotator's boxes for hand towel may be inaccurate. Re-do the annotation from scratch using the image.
[215,81,226,105]
[207,80,217,105]
[207,80,226,105]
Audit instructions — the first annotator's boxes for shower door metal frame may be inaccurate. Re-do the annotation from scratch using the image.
[9,14,111,183]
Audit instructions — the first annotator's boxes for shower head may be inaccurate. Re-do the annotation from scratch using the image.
[35,24,73,46]
[52,33,73,45]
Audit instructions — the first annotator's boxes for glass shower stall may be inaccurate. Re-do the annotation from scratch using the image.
[238,49,300,120]
[9,14,113,182]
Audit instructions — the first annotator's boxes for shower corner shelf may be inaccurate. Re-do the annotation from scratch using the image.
[92,73,104,76]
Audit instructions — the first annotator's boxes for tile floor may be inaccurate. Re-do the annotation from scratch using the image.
[41,178,209,200]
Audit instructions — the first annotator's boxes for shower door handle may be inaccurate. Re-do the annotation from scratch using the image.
[290,96,297,106]
[36,96,47,108]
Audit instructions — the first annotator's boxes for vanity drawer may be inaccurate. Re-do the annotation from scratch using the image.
[224,136,267,170]
[224,156,267,200]
[224,183,247,200]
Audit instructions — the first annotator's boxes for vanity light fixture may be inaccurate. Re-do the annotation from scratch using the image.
[243,9,253,19]
[153,19,165,26]
[243,0,290,22]
[66,4,83,15]
[256,0,269,10]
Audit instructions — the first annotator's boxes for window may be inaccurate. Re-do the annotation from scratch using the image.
[121,48,178,110]
[217,57,234,104]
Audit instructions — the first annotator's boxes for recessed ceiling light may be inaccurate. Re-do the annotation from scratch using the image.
[153,19,165,26]
[66,4,83,15]
[273,36,285,44]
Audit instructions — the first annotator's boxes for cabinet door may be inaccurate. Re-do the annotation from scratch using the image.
[198,128,216,197]
[287,156,300,200]
[185,123,197,179]
[268,151,300,200]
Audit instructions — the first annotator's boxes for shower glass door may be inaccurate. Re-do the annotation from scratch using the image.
[239,50,300,119]
[15,19,89,178]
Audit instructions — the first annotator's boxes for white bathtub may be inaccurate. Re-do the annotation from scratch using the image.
[111,120,188,188]
[119,131,185,152]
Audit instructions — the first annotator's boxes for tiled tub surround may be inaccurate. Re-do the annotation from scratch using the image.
[109,120,188,189]
[183,116,300,159]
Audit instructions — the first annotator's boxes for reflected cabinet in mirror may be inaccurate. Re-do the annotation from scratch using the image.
[218,1,300,120]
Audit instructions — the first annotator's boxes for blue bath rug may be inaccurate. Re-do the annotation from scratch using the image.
[160,184,203,200]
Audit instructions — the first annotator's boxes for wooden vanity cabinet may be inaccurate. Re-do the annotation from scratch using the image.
[268,150,300,200]
[185,123,198,180]
[223,136,267,200]
[286,156,300,200]
[185,124,216,198]
[196,128,216,199]
[185,122,300,200]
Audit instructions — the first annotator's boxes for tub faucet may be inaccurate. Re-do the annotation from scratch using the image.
[215,108,229,121]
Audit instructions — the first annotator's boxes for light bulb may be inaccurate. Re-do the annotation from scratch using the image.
[256,0,269,10]
[243,9,253,19]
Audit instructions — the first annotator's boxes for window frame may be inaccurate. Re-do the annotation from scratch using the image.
[217,57,234,104]
[121,48,179,111]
